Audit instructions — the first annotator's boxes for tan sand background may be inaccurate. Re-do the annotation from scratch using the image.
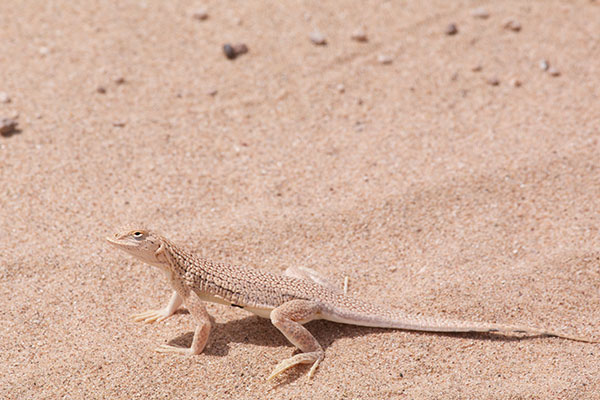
[1,0,600,398]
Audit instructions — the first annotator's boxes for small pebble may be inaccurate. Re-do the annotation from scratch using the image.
[223,44,235,59]
[223,43,248,60]
[0,118,18,136]
[112,121,126,127]
[503,18,521,32]
[96,86,107,94]
[351,29,368,42]
[114,77,126,85]
[0,92,10,103]
[509,78,522,87]
[388,266,398,272]
[39,46,49,55]
[309,31,327,45]
[336,84,345,93]
[471,65,483,72]
[548,67,561,77]
[445,23,458,35]
[192,8,208,20]
[378,54,393,65]
[539,59,549,71]
[471,7,490,19]
[207,88,218,96]
[486,77,500,86]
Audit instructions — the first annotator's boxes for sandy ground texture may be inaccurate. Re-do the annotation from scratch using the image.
[1,0,600,398]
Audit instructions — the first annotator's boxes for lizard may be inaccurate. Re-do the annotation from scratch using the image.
[106,228,598,380]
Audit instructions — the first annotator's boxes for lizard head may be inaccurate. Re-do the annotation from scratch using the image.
[106,228,169,266]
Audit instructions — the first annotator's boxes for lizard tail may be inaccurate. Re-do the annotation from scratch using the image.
[323,302,599,343]
[493,324,599,343]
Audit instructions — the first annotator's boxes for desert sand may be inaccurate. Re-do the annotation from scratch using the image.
[1,1,600,398]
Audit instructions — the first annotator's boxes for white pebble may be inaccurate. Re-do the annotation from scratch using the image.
[351,29,368,42]
[471,7,490,19]
[503,18,521,32]
[486,77,500,86]
[378,54,393,64]
[192,8,208,20]
[309,31,327,45]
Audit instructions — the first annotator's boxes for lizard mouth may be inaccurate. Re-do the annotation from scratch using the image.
[105,235,133,250]
[105,236,120,246]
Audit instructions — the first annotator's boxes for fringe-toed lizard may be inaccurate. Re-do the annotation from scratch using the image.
[106,228,598,380]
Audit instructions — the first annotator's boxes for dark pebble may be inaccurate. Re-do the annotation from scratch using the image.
[0,118,18,136]
[223,43,248,60]
[445,23,458,35]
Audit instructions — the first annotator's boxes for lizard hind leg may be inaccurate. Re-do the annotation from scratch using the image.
[267,300,325,380]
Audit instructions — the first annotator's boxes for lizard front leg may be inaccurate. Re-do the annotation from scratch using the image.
[268,300,325,380]
[132,291,183,323]
[156,291,212,355]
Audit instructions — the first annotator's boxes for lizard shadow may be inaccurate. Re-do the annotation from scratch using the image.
[264,325,549,385]
[168,309,547,357]
[415,330,549,342]
[167,311,546,355]
[166,315,371,384]
[167,315,374,357]
[166,313,543,384]
[166,314,284,353]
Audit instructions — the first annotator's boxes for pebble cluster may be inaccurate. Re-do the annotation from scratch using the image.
[0,6,569,140]
[444,8,563,87]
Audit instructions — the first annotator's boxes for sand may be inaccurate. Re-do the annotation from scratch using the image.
[1,1,599,398]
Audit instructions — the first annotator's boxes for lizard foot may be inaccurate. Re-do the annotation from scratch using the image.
[154,344,193,355]
[131,308,173,324]
[267,351,323,380]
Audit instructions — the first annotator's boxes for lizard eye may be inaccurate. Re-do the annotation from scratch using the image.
[133,231,144,239]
